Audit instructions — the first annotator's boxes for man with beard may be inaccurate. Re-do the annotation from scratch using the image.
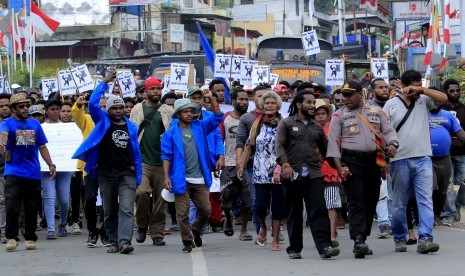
[130,77,173,246]
[383,70,447,254]
[441,79,465,226]
[218,89,251,240]
[276,91,339,259]
[209,79,226,104]
[328,81,398,258]
[368,78,390,108]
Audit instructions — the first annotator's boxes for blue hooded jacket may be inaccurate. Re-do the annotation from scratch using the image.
[72,82,142,184]
[161,111,223,194]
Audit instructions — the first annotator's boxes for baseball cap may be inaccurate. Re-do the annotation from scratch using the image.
[187,87,202,97]
[29,105,44,115]
[45,99,62,108]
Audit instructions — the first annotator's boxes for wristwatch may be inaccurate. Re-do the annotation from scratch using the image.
[390,141,399,149]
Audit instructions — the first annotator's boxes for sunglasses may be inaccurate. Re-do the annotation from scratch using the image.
[448,89,461,93]
[334,99,343,103]
[17,104,31,109]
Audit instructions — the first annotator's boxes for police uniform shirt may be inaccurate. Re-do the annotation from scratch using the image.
[327,101,397,158]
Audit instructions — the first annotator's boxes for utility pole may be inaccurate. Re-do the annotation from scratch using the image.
[282,1,286,35]
[338,0,345,45]
[461,0,465,58]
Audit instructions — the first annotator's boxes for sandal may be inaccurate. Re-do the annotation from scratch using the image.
[238,232,253,241]
[271,243,282,251]
[106,245,119,253]
[255,229,267,247]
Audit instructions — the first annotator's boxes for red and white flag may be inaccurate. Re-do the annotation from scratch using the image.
[31,2,60,35]
[423,7,434,66]
[444,0,451,44]
[360,0,377,14]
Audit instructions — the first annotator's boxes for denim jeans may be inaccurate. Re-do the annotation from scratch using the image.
[246,166,260,234]
[376,179,390,227]
[41,172,72,232]
[99,172,136,248]
[390,157,434,242]
[443,156,465,221]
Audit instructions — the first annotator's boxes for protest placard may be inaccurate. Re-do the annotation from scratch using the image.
[40,123,82,172]
[116,71,136,98]
[240,60,258,86]
[230,55,245,80]
[71,65,94,93]
[169,63,190,91]
[214,54,232,79]
[251,65,270,88]
[41,78,59,100]
[3,80,11,94]
[371,58,389,83]
[325,59,345,86]
[58,69,78,96]
[0,76,4,93]
[301,30,321,56]
[269,73,280,88]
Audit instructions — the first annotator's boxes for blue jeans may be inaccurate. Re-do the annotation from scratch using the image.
[247,166,260,234]
[390,157,434,242]
[376,179,390,227]
[41,172,72,232]
[443,156,465,220]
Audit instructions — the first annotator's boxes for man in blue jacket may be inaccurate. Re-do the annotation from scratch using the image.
[73,72,142,255]
[162,89,223,253]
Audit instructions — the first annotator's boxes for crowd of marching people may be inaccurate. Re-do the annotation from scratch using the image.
[1,68,464,259]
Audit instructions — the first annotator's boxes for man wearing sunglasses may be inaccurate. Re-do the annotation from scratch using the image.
[0,94,56,252]
[332,89,345,110]
[327,80,398,259]
[441,79,465,226]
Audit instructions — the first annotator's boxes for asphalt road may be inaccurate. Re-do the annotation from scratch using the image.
[1,220,465,276]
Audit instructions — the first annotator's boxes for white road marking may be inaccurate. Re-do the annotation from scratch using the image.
[191,248,209,276]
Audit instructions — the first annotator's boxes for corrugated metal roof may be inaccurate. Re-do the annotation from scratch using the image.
[35,40,81,47]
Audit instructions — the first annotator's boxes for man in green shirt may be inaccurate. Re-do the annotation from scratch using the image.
[130,77,173,246]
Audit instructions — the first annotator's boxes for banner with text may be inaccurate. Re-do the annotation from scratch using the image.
[325,59,345,86]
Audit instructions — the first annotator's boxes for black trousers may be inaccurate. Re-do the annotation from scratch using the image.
[70,171,83,224]
[341,149,381,240]
[283,177,331,254]
[84,175,106,237]
[4,176,41,241]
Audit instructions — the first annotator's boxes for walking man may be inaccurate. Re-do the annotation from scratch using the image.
[161,90,223,253]
[327,81,398,258]
[383,70,447,254]
[130,77,173,246]
[0,94,56,252]
[73,72,142,254]
[276,90,340,259]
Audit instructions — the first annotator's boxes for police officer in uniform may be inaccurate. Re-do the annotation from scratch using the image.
[327,81,398,258]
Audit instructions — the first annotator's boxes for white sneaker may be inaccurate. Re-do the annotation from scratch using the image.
[25,240,37,250]
[71,223,82,234]
[5,239,17,252]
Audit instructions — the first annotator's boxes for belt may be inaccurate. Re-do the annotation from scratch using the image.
[341,149,377,159]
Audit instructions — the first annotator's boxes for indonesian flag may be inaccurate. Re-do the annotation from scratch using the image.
[10,19,22,55]
[360,0,377,14]
[31,2,60,35]
[444,0,451,44]
[17,15,27,53]
[423,7,434,66]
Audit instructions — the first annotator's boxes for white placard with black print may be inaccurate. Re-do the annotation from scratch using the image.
[58,70,78,96]
[41,78,59,100]
[117,71,136,98]
[325,59,345,86]
[371,58,389,83]
[301,30,321,56]
[230,55,246,81]
[169,63,189,91]
[240,60,258,86]
[70,65,94,93]
[214,54,232,79]
[251,65,270,88]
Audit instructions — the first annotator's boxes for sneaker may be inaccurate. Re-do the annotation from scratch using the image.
[0,233,6,244]
[378,224,390,239]
[25,240,36,250]
[395,240,407,252]
[181,243,193,253]
[170,224,179,232]
[71,223,82,235]
[320,246,340,259]
[441,218,453,227]
[86,235,98,247]
[47,231,57,240]
[353,235,369,259]
[58,226,68,237]
[192,229,202,247]
[100,236,111,247]
[5,239,18,252]
[288,251,302,259]
[417,238,440,254]
[152,237,166,246]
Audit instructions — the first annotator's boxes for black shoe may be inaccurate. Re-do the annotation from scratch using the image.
[86,235,98,247]
[320,246,340,259]
[192,229,202,247]
[406,238,417,245]
[100,236,111,247]
[152,237,166,246]
[135,229,146,243]
[40,218,47,229]
[119,243,134,254]
[354,235,369,259]
[181,243,193,253]
[288,251,302,259]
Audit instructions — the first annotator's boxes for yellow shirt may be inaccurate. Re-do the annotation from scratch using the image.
[71,102,95,174]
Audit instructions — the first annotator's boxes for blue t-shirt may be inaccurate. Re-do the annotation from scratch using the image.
[0,117,48,179]
[429,110,462,157]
